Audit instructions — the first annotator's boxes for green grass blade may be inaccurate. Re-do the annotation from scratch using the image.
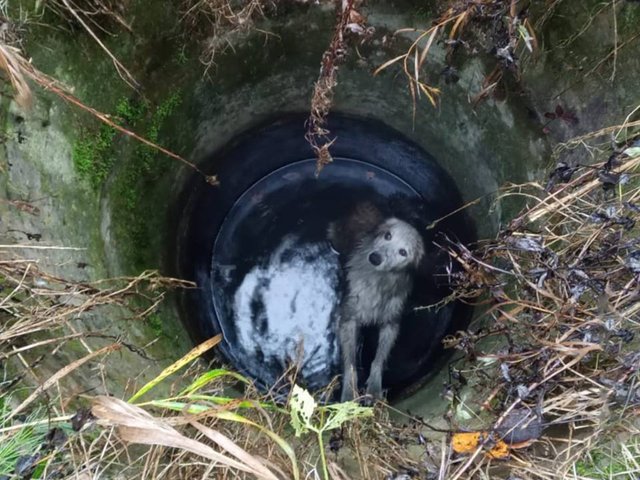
[214,410,300,480]
[142,396,280,412]
[179,368,250,396]
[129,334,221,403]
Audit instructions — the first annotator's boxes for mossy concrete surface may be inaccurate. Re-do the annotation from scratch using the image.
[1,0,639,400]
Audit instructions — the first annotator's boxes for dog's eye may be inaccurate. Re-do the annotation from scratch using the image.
[399,249,407,257]
[384,232,392,240]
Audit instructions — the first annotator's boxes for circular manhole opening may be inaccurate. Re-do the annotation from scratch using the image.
[175,114,476,400]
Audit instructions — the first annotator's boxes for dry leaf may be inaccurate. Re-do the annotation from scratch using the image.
[191,421,279,480]
[0,44,33,108]
[92,396,279,479]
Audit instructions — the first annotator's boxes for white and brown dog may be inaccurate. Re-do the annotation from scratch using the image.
[329,202,425,401]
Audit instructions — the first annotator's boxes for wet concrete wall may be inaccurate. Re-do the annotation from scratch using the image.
[1,0,638,397]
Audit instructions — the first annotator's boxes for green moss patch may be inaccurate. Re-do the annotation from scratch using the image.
[67,85,185,276]
[72,98,147,190]
[108,91,183,272]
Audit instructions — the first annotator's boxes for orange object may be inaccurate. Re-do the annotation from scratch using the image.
[451,432,511,460]
[486,439,510,459]
[452,432,483,454]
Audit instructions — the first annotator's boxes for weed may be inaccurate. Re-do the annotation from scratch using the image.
[181,0,268,75]
[146,313,164,338]
[574,441,640,478]
[93,336,372,480]
[140,92,181,170]
[72,124,116,189]
[71,92,182,269]
[109,91,182,271]
[115,96,145,124]
[72,97,143,190]
[0,398,47,476]
[174,47,188,66]
[288,385,372,480]
[438,142,640,479]
[306,0,369,175]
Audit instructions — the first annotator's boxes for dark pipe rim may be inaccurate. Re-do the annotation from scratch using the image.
[168,112,477,400]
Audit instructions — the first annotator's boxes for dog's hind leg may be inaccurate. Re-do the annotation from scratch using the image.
[340,318,359,402]
[366,322,399,399]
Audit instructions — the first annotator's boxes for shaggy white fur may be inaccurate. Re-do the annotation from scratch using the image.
[330,204,425,401]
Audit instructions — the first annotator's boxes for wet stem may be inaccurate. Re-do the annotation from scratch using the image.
[317,429,329,480]
[312,407,329,480]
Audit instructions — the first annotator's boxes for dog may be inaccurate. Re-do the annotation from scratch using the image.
[329,202,425,402]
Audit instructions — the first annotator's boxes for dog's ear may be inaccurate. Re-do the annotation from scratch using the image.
[388,194,426,227]
[327,202,384,255]
[351,201,384,235]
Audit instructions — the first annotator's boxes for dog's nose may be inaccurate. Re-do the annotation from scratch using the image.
[368,252,382,266]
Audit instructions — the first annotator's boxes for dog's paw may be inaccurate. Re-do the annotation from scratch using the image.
[360,394,376,407]
[365,378,383,399]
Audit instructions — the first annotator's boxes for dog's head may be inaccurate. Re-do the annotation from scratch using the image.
[366,218,425,272]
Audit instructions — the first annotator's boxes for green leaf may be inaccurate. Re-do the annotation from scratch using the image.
[128,335,221,403]
[215,411,300,480]
[288,385,317,436]
[322,402,373,432]
[623,147,640,158]
[517,24,534,52]
[146,400,211,414]
[183,395,278,410]
[179,369,250,396]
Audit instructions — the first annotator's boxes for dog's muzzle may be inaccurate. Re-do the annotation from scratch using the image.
[368,252,382,266]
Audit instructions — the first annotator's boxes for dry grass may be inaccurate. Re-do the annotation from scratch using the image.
[1,2,639,479]
[0,43,32,108]
[0,256,193,351]
[0,8,32,109]
[305,0,368,175]
[430,137,640,479]
[309,0,539,171]
[50,0,139,89]
[0,246,200,477]
[43,0,132,32]
[375,0,538,111]
[181,0,273,75]
[82,353,430,480]
[1,114,638,480]
[65,135,640,478]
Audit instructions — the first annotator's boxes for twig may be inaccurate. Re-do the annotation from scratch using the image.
[610,0,618,82]
[306,0,358,175]
[30,75,216,184]
[7,343,122,422]
[59,0,139,90]
[524,155,640,223]
[1,43,218,185]
[0,244,85,250]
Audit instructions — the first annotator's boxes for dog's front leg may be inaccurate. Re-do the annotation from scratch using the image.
[366,322,399,399]
[339,318,359,402]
